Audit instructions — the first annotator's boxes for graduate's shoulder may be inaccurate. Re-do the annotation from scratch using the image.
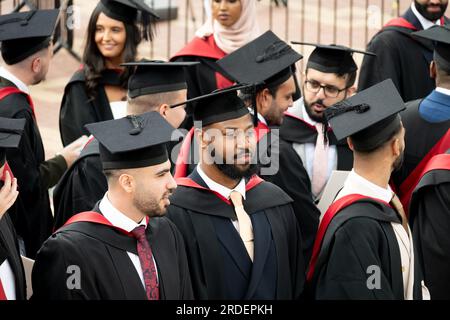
[0,90,34,118]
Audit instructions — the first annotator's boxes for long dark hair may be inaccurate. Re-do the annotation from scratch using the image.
[82,5,144,100]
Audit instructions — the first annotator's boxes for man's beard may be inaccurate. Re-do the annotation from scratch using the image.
[304,98,327,123]
[414,0,448,21]
[216,163,259,181]
[393,151,405,172]
[133,190,172,217]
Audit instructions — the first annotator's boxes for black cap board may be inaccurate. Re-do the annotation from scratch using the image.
[292,42,376,74]
[324,79,405,150]
[412,25,450,73]
[0,117,26,167]
[85,111,178,170]
[122,60,199,98]
[0,10,59,65]
[217,30,302,87]
[170,85,251,127]
[97,0,159,41]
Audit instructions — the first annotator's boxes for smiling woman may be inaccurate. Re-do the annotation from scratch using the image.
[59,0,158,147]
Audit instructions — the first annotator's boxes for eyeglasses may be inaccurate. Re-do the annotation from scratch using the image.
[304,79,348,98]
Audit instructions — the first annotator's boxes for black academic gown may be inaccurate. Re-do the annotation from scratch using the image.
[392,99,450,188]
[255,120,321,266]
[358,8,449,102]
[59,68,124,146]
[309,199,425,300]
[32,204,194,300]
[53,139,107,229]
[0,78,61,258]
[0,214,27,300]
[167,169,305,300]
[409,152,450,300]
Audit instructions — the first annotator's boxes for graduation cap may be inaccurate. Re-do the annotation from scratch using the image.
[170,85,251,127]
[85,111,178,170]
[0,117,26,167]
[291,42,376,74]
[324,79,405,151]
[97,0,159,41]
[217,30,303,124]
[122,60,199,98]
[0,10,59,65]
[412,25,450,73]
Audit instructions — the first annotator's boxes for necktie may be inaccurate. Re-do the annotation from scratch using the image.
[229,191,254,261]
[312,123,329,197]
[390,194,409,233]
[0,279,6,300]
[131,226,159,300]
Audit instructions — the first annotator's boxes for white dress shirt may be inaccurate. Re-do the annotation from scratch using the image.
[109,101,127,120]
[0,257,16,300]
[411,2,443,30]
[290,99,338,196]
[335,170,430,300]
[0,67,30,94]
[99,193,158,288]
[197,164,247,231]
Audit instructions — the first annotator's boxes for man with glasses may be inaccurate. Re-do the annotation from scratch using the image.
[266,44,375,263]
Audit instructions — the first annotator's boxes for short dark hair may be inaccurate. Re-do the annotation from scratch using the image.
[238,81,283,106]
[350,119,402,153]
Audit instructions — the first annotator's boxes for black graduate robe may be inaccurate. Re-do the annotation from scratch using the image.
[32,205,194,300]
[409,152,450,300]
[0,214,27,300]
[358,8,449,102]
[59,68,125,146]
[392,99,450,189]
[0,78,66,258]
[53,139,107,229]
[256,118,322,265]
[308,196,425,300]
[167,169,305,300]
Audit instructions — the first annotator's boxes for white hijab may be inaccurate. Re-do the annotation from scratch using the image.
[196,0,261,54]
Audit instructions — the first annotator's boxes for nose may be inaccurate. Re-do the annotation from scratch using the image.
[167,173,177,191]
[219,0,228,10]
[316,87,327,100]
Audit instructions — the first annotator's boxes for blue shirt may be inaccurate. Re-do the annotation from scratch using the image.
[419,89,450,123]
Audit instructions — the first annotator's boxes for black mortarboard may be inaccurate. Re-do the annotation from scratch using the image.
[97,0,159,41]
[324,79,405,151]
[0,10,59,65]
[292,42,375,74]
[122,60,199,98]
[217,31,302,125]
[218,30,302,88]
[412,25,450,73]
[170,85,251,127]
[0,117,26,167]
[85,111,177,170]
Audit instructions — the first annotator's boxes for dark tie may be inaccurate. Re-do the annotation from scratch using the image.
[131,225,159,300]
[0,278,6,300]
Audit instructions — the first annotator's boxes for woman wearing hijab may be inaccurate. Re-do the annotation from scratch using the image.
[59,0,158,146]
[171,0,260,99]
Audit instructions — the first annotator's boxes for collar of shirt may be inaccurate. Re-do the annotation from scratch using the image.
[411,2,442,30]
[435,87,450,96]
[340,170,393,203]
[0,67,30,94]
[197,164,246,200]
[248,107,268,126]
[99,193,147,233]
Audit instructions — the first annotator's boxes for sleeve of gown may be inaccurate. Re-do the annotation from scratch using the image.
[31,233,91,300]
[268,142,320,265]
[358,32,402,93]
[315,217,397,300]
[59,82,91,147]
